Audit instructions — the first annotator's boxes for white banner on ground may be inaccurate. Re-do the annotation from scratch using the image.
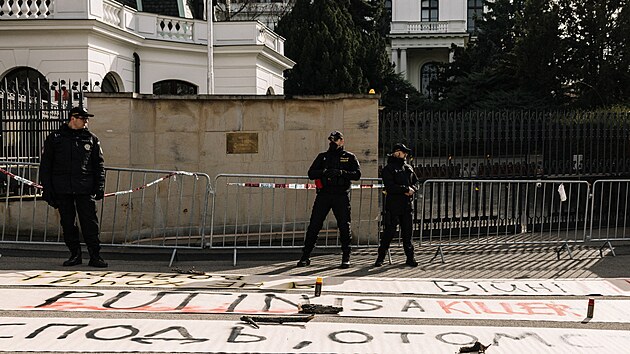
[1,288,629,323]
[0,316,629,353]
[1,271,629,296]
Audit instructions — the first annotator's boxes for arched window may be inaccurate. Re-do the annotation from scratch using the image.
[266,87,275,95]
[420,62,438,99]
[0,67,49,100]
[152,80,198,95]
[101,72,121,93]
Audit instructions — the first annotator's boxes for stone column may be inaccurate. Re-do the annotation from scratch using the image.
[400,48,408,80]
[391,48,399,74]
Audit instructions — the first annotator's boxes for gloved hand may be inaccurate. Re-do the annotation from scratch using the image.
[324,169,341,178]
[93,189,105,201]
[42,189,59,209]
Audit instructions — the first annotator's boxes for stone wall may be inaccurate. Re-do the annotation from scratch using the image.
[83,93,381,245]
[86,93,379,179]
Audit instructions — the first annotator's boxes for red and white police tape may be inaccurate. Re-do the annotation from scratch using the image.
[226,182,384,189]
[0,167,196,197]
[0,167,42,189]
[104,171,196,197]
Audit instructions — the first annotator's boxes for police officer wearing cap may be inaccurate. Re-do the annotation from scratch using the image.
[40,106,108,268]
[298,131,361,268]
[376,143,419,267]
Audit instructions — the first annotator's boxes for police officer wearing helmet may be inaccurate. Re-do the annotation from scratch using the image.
[376,143,419,267]
[40,106,108,268]
[298,131,361,268]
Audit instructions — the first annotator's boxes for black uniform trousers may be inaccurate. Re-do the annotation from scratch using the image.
[303,193,352,255]
[379,211,414,258]
[56,194,101,253]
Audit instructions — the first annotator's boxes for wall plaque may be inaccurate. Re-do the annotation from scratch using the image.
[226,132,258,154]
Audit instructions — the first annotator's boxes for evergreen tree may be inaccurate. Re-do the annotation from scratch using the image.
[276,0,426,110]
[434,0,566,110]
[514,0,564,101]
[434,0,630,110]
[563,0,628,107]
[276,0,367,94]
[614,1,630,104]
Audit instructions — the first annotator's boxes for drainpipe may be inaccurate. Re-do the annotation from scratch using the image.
[133,52,140,93]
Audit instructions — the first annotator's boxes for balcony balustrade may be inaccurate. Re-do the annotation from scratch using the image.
[390,20,466,35]
[0,0,284,52]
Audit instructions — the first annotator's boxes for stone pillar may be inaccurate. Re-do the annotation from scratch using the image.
[400,48,408,80]
[391,48,399,74]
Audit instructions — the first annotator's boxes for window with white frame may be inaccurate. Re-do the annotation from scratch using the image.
[421,0,438,22]
[467,0,484,33]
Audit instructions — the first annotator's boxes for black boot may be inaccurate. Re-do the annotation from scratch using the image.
[374,249,386,267]
[297,246,312,267]
[88,256,108,268]
[340,251,351,269]
[296,255,311,267]
[62,248,82,266]
[87,247,108,268]
[404,248,418,267]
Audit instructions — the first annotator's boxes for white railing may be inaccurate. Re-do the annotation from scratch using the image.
[0,0,286,53]
[258,25,283,52]
[157,16,194,43]
[0,0,53,19]
[102,0,122,27]
[390,20,467,34]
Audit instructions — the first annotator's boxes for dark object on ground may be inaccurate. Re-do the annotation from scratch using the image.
[298,303,343,314]
[171,266,205,275]
[459,341,491,353]
[240,315,314,328]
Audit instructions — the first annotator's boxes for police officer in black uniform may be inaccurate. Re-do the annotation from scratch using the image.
[40,106,108,268]
[375,143,419,267]
[298,131,361,268]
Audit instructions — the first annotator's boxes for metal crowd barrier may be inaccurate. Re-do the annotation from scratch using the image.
[1,161,212,265]
[210,174,382,264]
[419,179,591,262]
[588,180,630,256]
[3,160,628,266]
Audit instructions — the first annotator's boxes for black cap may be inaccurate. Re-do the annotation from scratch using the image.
[392,143,412,154]
[69,106,94,119]
[328,130,343,141]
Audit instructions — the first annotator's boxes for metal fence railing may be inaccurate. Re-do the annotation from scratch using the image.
[418,179,591,262]
[380,110,630,179]
[589,180,630,256]
[3,161,629,265]
[209,174,382,264]
[0,161,212,265]
[1,77,91,163]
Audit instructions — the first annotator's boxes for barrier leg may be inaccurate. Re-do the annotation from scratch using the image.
[599,241,616,258]
[233,248,238,267]
[387,249,392,265]
[429,245,445,264]
[556,242,573,260]
[169,249,178,267]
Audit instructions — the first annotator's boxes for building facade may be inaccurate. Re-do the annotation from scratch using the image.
[389,0,483,96]
[0,0,294,95]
